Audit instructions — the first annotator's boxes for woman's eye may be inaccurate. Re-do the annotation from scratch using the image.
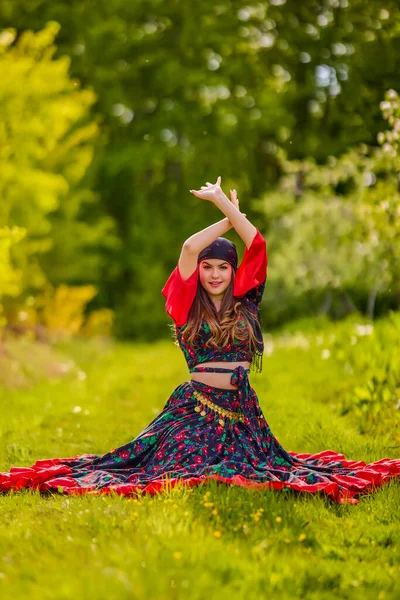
[203,265,227,270]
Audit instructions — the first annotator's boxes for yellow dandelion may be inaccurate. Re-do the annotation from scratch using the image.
[275,516,282,523]
[212,509,218,516]
[214,531,222,538]
[298,533,306,542]
[173,552,182,560]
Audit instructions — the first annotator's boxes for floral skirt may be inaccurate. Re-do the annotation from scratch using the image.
[1,375,399,504]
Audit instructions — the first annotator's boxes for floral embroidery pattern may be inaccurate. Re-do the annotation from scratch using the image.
[1,377,399,504]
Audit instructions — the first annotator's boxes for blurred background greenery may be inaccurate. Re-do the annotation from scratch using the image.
[1,0,400,341]
[1,9,399,593]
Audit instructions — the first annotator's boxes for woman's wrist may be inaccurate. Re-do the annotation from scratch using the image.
[213,188,229,206]
[213,191,240,219]
[213,191,256,248]
[217,188,246,229]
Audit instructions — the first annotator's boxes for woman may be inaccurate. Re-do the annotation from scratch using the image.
[1,177,399,503]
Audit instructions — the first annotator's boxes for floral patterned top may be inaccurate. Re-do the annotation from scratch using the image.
[162,229,268,372]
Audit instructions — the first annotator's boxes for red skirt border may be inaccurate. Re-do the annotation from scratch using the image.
[1,449,399,505]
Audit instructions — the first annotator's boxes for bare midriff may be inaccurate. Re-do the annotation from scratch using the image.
[190,360,251,390]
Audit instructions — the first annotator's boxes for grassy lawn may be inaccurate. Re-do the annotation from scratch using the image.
[0,318,399,599]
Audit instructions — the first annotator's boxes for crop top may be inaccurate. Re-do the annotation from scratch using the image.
[161,229,268,372]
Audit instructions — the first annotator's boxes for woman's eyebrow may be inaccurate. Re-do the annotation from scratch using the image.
[202,261,229,266]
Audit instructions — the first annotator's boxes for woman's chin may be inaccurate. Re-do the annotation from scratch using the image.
[207,285,228,297]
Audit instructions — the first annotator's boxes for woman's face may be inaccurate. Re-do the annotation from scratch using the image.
[199,259,233,299]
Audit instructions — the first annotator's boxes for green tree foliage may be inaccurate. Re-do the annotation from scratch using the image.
[0,22,118,315]
[0,227,26,326]
[261,89,400,325]
[2,2,400,336]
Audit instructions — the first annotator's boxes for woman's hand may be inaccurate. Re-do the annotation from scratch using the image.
[228,188,246,221]
[189,177,246,220]
[189,177,245,215]
[230,188,239,211]
[189,176,224,203]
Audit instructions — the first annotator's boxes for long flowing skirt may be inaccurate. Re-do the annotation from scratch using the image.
[1,379,399,504]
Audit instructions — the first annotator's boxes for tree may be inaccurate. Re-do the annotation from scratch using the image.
[3,2,400,335]
[0,22,119,317]
[260,89,400,324]
[0,227,26,328]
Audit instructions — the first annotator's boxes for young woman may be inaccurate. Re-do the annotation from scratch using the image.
[1,177,399,503]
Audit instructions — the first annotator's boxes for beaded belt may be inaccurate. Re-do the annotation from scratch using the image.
[190,366,250,427]
[192,389,245,427]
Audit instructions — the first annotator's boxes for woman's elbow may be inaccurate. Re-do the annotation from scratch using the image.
[182,240,197,255]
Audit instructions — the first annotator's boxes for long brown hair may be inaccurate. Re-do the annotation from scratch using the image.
[174,273,262,354]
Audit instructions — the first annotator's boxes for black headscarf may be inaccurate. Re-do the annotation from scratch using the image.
[197,238,238,271]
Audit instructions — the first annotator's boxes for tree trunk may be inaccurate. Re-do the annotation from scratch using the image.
[340,291,358,315]
[294,169,304,201]
[395,291,400,310]
[317,290,333,315]
[366,285,379,320]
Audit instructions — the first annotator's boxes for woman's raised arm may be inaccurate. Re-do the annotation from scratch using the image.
[178,217,232,280]
[178,187,245,280]
[190,177,256,249]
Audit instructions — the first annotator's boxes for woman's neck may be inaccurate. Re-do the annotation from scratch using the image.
[208,291,224,312]
[212,299,222,312]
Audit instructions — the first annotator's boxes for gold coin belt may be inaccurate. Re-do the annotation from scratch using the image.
[193,389,245,427]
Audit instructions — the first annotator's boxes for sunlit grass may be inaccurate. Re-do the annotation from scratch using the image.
[0,316,399,599]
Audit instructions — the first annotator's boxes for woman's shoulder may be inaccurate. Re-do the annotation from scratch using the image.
[237,281,266,310]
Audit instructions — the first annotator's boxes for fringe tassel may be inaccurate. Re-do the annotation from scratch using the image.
[250,305,264,373]
[250,349,263,374]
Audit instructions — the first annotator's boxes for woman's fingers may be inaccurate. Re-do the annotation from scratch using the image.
[200,176,222,188]
[230,189,239,208]
[189,176,222,200]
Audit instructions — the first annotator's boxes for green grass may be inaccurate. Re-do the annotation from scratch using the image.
[0,318,399,600]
